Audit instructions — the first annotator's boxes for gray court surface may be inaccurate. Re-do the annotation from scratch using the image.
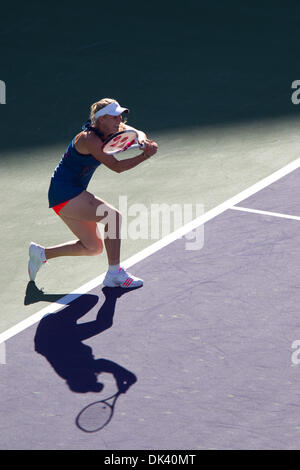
[1,168,300,450]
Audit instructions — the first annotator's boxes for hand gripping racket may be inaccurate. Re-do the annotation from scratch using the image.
[75,391,122,433]
[102,130,144,155]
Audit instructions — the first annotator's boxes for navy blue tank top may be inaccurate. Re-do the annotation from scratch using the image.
[48,137,102,207]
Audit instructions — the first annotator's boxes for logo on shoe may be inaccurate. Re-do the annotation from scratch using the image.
[122,278,133,287]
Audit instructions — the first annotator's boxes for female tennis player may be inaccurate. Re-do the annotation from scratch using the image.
[28,98,158,288]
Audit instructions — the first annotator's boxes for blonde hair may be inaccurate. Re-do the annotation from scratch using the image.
[90,98,127,130]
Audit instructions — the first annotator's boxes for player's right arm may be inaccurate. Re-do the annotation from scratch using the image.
[82,132,157,174]
[81,131,121,172]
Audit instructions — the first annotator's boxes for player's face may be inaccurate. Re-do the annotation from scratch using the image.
[97,114,122,136]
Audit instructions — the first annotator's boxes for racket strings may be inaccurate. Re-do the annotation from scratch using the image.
[102,130,139,155]
[76,401,113,432]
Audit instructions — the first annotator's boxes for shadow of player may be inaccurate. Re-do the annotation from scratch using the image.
[34,287,138,393]
[24,281,72,305]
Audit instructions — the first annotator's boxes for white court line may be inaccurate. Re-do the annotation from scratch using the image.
[0,342,6,364]
[230,206,300,221]
[1,157,300,345]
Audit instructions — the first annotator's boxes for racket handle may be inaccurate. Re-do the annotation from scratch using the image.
[129,142,145,150]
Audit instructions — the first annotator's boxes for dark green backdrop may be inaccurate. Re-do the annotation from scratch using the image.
[1,0,300,152]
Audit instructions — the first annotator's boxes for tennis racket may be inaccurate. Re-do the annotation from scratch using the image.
[76,391,122,433]
[102,130,144,155]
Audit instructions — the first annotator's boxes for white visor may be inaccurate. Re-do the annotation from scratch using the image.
[93,101,129,120]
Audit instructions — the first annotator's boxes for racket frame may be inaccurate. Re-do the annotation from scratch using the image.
[102,130,144,155]
[76,391,122,433]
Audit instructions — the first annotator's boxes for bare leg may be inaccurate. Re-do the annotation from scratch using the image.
[103,210,121,265]
[45,191,121,265]
[45,238,103,260]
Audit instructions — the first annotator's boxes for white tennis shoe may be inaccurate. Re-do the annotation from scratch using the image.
[103,267,143,288]
[28,242,47,281]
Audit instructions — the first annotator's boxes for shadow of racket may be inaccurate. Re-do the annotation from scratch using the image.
[76,390,123,433]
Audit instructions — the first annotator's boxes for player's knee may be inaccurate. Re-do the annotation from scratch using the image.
[93,240,104,255]
[85,240,104,256]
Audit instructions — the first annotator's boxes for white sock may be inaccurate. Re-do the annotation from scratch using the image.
[109,264,120,273]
